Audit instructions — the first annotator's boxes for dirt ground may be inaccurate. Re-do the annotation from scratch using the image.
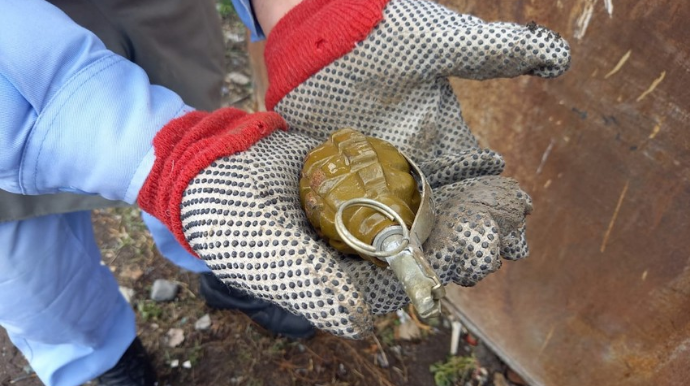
[0,204,502,386]
[0,6,524,386]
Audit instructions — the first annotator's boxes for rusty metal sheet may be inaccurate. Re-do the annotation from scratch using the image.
[437,0,690,385]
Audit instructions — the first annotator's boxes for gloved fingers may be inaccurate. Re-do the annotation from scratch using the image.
[206,235,375,339]
[433,176,533,234]
[385,0,570,81]
[444,19,571,80]
[499,186,532,261]
[425,176,533,285]
[198,223,377,340]
[339,257,410,315]
[449,214,504,287]
[500,224,530,261]
[418,148,505,188]
[426,183,504,286]
[180,131,376,339]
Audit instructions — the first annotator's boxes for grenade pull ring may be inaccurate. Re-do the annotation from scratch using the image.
[334,198,410,258]
[334,156,445,319]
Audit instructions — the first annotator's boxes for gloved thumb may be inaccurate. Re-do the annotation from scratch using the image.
[390,0,571,81]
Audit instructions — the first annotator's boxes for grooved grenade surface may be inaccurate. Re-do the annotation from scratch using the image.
[299,128,421,266]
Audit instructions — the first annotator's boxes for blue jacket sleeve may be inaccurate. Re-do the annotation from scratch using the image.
[0,0,194,204]
[231,0,266,41]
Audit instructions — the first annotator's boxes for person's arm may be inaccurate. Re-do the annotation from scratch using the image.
[0,0,193,203]
[230,0,303,40]
[250,0,303,37]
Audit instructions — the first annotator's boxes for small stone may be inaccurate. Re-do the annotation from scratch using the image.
[119,286,135,304]
[225,32,244,43]
[170,359,179,368]
[150,279,179,302]
[474,367,489,383]
[195,314,212,330]
[166,328,185,348]
[226,72,250,86]
[182,360,192,369]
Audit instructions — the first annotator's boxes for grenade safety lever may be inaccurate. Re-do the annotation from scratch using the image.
[334,156,444,319]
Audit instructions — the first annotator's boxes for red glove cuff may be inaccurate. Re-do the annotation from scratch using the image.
[264,0,391,111]
[138,108,287,256]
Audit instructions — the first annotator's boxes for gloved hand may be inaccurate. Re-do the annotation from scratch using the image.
[139,110,379,338]
[136,108,529,338]
[260,0,568,294]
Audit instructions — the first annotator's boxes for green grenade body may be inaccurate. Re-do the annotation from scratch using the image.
[300,128,421,266]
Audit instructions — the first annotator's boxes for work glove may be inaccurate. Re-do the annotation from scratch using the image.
[262,0,570,305]
[139,110,378,338]
[136,109,529,338]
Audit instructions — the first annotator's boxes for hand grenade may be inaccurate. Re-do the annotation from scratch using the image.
[300,128,445,318]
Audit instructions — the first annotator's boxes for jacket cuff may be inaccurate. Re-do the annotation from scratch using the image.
[264,0,391,110]
[137,108,287,256]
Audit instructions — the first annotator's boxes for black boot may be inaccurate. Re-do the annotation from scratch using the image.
[97,337,157,386]
[199,273,315,339]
